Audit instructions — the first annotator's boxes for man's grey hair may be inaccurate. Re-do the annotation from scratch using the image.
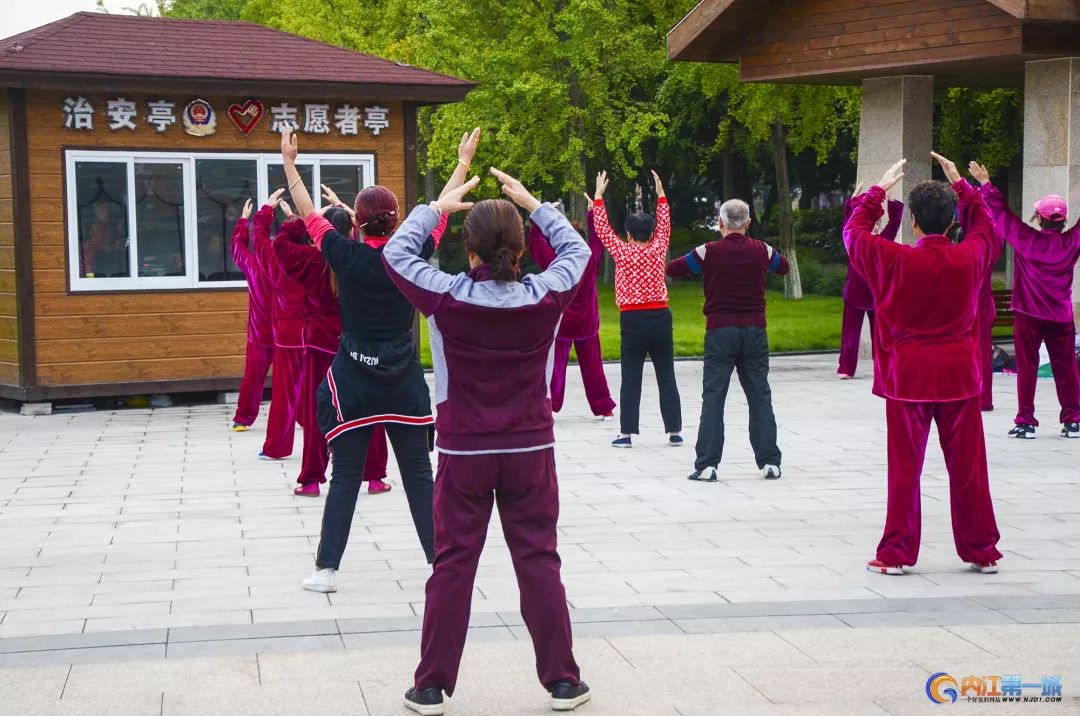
[719,199,751,230]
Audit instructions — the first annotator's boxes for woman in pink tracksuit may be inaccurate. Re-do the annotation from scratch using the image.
[838,193,903,379]
[273,206,350,496]
[972,162,1080,439]
[253,190,308,460]
[229,199,274,431]
[527,203,615,417]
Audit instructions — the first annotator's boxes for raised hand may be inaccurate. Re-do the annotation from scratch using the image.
[491,168,540,213]
[968,161,990,186]
[651,170,666,199]
[279,200,294,218]
[930,152,961,184]
[594,170,609,200]
[877,159,906,192]
[458,127,481,166]
[280,127,298,164]
[241,198,253,220]
[267,187,286,208]
[436,175,480,214]
[321,184,343,207]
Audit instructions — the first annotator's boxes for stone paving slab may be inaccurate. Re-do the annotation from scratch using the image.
[0,356,1077,649]
[5,625,1078,715]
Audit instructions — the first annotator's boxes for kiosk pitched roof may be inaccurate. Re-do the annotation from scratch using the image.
[0,12,473,102]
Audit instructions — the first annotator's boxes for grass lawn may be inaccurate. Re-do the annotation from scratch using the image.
[418,281,845,368]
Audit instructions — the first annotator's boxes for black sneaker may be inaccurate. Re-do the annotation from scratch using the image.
[688,466,718,482]
[551,681,591,711]
[1008,424,1036,439]
[404,687,445,716]
[1062,423,1080,439]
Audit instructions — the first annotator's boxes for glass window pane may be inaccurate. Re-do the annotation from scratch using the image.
[196,159,258,282]
[319,164,366,210]
[134,162,187,278]
[266,163,313,231]
[73,162,130,279]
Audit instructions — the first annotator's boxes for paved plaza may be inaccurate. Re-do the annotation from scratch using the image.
[1,355,1079,714]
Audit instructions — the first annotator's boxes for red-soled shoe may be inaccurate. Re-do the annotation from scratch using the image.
[866,559,904,576]
[294,483,320,497]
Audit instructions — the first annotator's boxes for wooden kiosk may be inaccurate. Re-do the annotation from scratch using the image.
[0,12,472,406]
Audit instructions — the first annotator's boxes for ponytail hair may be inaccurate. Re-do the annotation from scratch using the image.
[354,185,399,238]
[464,199,525,282]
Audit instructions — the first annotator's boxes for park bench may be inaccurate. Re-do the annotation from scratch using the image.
[993,289,1014,330]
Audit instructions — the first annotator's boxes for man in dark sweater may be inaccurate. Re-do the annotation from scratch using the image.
[667,199,790,482]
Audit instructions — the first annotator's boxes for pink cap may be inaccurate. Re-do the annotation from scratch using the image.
[1034,194,1067,221]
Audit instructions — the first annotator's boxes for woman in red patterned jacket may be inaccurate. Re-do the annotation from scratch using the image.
[592,170,682,448]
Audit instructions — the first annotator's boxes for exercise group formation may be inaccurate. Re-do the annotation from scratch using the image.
[224,127,1079,715]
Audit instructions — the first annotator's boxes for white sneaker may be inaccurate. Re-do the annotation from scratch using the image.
[598,413,615,422]
[302,568,337,593]
[760,465,781,480]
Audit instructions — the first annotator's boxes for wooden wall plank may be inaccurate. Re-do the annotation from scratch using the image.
[0,361,16,383]
[0,316,16,341]
[36,311,246,340]
[37,334,245,363]
[37,356,246,385]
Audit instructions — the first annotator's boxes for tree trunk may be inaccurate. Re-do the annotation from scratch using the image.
[771,116,802,300]
[417,113,439,268]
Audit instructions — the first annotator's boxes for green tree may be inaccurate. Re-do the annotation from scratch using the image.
[726,83,859,299]
[936,88,1022,176]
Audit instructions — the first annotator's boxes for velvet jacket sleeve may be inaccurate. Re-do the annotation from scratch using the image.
[979,182,1035,254]
[527,220,556,271]
[430,213,450,248]
[251,206,275,274]
[954,179,996,270]
[230,218,255,279]
[882,199,904,242]
[843,186,905,289]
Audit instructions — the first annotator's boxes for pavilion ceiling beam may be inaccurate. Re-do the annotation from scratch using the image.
[666,0,739,61]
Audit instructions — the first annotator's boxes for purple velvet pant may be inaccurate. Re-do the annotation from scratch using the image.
[233,341,274,426]
[550,335,616,416]
[838,303,873,378]
[1013,312,1080,426]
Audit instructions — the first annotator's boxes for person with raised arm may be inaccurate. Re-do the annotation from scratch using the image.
[383,166,591,714]
[527,196,616,419]
[592,169,682,448]
[837,186,904,380]
[252,188,307,460]
[667,198,789,482]
[229,198,275,432]
[317,184,449,496]
[969,161,1080,439]
[280,127,467,591]
[271,199,347,497]
[844,154,1002,577]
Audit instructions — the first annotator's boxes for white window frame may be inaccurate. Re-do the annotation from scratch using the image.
[65,149,377,292]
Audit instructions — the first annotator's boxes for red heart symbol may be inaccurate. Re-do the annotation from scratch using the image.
[228,100,264,136]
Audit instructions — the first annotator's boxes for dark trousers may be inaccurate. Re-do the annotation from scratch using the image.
[877,398,1002,566]
[694,326,781,471]
[316,424,435,568]
[414,449,580,697]
[619,308,682,435]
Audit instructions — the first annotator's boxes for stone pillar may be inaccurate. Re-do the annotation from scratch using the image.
[856,76,934,246]
[1023,58,1080,329]
[854,76,934,359]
